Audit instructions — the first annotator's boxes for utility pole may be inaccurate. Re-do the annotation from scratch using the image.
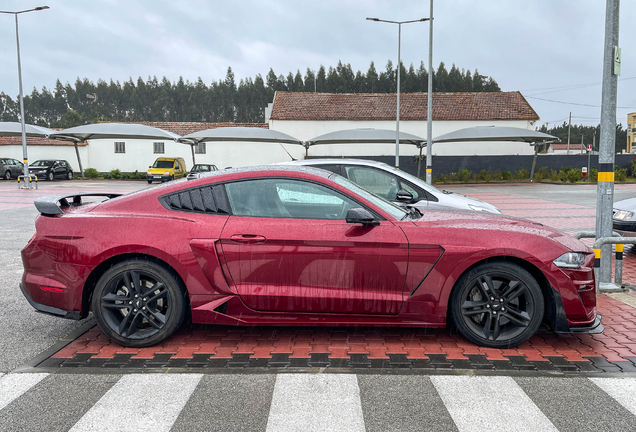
[595,0,621,290]
[425,0,434,184]
[567,112,572,155]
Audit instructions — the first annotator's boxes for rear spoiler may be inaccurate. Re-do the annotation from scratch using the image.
[34,193,122,216]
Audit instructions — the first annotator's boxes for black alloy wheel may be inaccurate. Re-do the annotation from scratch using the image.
[67,171,73,180]
[92,260,187,347]
[47,171,54,181]
[450,262,544,348]
[4,170,10,180]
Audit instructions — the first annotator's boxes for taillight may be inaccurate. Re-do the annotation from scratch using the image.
[41,286,64,293]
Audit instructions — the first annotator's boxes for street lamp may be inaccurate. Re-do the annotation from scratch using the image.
[0,6,50,189]
[367,16,429,169]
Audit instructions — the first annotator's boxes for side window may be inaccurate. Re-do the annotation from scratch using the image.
[175,161,179,169]
[225,178,359,220]
[398,181,421,201]
[344,166,399,200]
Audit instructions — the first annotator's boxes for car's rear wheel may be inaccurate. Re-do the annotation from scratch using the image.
[92,260,188,347]
[450,262,544,348]
[67,171,73,180]
[47,171,54,181]
[4,170,10,180]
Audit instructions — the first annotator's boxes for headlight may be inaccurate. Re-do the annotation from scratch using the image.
[553,252,586,269]
[164,171,170,175]
[146,171,152,175]
[614,210,634,221]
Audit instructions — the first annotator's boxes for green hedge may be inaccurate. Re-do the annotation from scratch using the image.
[433,165,629,184]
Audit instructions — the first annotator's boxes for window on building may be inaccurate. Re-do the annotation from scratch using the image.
[114,142,126,153]
[195,142,206,154]
[153,142,165,154]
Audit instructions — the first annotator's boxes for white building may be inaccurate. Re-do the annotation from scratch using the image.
[268,91,540,157]
[0,91,540,173]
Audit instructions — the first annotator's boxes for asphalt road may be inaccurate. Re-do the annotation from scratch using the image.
[2,373,636,431]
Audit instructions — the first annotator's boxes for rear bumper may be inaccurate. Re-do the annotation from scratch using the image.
[20,283,80,320]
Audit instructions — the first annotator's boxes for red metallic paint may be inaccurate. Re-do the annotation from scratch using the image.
[21,168,598,338]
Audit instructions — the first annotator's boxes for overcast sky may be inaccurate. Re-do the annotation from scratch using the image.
[1,0,634,129]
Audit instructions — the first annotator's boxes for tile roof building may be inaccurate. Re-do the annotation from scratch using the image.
[267,91,540,157]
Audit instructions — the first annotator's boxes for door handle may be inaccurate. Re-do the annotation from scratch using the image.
[229,234,266,244]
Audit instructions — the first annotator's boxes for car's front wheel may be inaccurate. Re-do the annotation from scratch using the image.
[450,262,544,348]
[47,171,54,181]
[91,260,188,347]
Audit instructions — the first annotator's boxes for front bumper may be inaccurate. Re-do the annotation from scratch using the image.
[612,220,636,237]
[566,313,604,334]
[20,283,80,320]
[147,174,172,182]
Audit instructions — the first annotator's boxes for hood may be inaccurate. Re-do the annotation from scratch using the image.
[436,190,501,214]
[614,197,636,212]
[412,210,589,253]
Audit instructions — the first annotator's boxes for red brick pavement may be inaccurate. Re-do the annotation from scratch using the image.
[50,295,636,366]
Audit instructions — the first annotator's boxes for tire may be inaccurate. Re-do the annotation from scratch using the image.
[4,171,10,180]
[147,180,153,184]
[450,261,544,348]
[91,260,188,347]
[47,171,54,181]
[67,171,73,180]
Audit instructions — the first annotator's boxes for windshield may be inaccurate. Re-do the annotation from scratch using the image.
[332,175,408,220]
[152,160,174,169]
[378,163,443,194]
[31,160,53,167]
[193,165,211,172]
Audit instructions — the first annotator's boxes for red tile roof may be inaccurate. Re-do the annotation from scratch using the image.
[270,92,539,121]
[138,122,268,135]
[552,143,585,150]
[0,133,83,147]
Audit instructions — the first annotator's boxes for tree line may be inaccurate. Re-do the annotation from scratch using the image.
[0,60,500,128]
[538,122,628,154]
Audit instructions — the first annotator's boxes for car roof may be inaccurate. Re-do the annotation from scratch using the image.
[191,164,334,181]
[278,158,390,168]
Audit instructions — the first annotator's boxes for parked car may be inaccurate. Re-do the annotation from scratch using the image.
[613,197,636,236]
[0,157,24,180]
[21,166,600,348]
[278,159,501,214]
[146,157,187,184]
[28,159,73,181]
[187,163,218,180]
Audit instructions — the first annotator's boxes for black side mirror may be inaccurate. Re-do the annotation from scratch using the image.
[396,189,413,202]
[346,208,379,226]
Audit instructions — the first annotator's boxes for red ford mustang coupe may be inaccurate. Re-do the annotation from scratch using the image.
[21,166,601,348]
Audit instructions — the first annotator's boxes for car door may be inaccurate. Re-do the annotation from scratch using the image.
[13,159,23,177]
[219,177,409,315]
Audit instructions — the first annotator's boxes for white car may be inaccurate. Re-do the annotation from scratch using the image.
[613,197,636,236]
[277,159,501,214]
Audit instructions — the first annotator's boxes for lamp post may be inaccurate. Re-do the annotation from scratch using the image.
[0,6,49,189]
[367,16,429,169]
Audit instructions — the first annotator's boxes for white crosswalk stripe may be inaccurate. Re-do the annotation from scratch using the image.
[590,378,636,417]
[68,374,203,432]
[266,374,366,432]
[430,375,558,432]
[0,372,48,412]
[2,372,636,431]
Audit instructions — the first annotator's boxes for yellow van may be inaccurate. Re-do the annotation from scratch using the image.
[146,157,187,183]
